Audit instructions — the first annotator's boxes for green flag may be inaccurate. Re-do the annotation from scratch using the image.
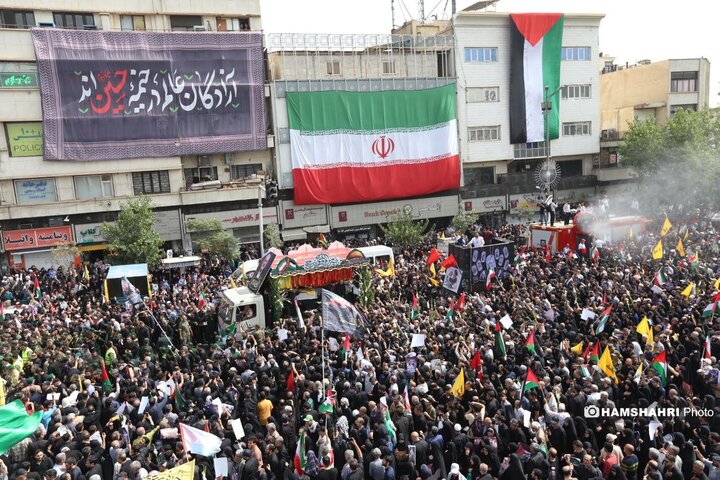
[0,400,42,455]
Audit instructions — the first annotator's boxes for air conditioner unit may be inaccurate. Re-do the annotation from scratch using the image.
[83,25,98,30]
[193,25,208,31]
[224,153,234,165]
[608,129,617,139]
[601,130,609,141]
[38,22,55,28]
[198,155,212,167]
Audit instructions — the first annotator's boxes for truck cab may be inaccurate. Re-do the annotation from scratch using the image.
[218,286,266,333]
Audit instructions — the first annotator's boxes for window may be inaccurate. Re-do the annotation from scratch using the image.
[382,60,396,75]
[670,104,697,116]
[561,47,591,61]
[563,121,592,136]
[464,167,495,186]
[467,87,499,103]
[230,163,263,180]
[560,159,583,177]
[464,47,498,63]
[216,17,250,31]
[53,12,95,29]
[670,71,698,93]
[468,126,501,142]
[170,15,203,31]
[183,167,219,190]
[326,61,341,76]
[513,142,547,159]
[1,10,35,28]
[75,175,113,199]
[15,179,58,204]
[561,84,591,99]
[132,171,171,195]
[120,15,145,31]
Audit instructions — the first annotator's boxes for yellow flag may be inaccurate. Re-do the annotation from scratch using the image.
[375,259,395,278]
[676,238,685,257]
[660,217,672,237]
[229,277,237,289]
[681,283,695,298]
[714,277,720,290]
[451,368,465,398]
[633,364,643,384]
[598,346,618,384]
[151,460,195,480]
[429,263,437,278]
[636,317,653,347]
[0,376,6,406]
[571,341,584,355]
[429,277,440,287]
[83,264,90,281]
[439,231,446,239]
[652,240,663,260]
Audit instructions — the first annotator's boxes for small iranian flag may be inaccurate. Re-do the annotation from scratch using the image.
[294,433,307,475]
[197,292,207,310]
[411,293,419,319]
[653,269,667,287]
[651,351,668,386]
[595,306,612,334]
[704,336,712,360]
[591,246,600,264]
[525,330,536,354]
[523,369,540,393]
[486,269,496,290]
[509,13,565,143]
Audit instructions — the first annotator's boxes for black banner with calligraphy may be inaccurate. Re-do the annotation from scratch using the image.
[32,29,266,161]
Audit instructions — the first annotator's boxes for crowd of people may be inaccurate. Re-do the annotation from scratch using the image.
[1,205,719,480]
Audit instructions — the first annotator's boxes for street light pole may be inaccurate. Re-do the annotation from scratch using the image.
[541,84,565,198]
[258,184,265,256]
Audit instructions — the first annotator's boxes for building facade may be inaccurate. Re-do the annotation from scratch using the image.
[599,57,711,173]
[267,32,459,241]
[0,0,273,269]
[453,12,604,222]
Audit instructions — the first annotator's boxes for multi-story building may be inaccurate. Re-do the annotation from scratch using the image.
[0,1,274,269]
[599,57,711,197]
[266,32,459,242]
[452,11,604,223]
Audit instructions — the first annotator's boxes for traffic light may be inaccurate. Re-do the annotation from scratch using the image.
[266,181,278,204]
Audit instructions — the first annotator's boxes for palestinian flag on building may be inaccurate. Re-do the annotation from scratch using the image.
[523,369,540,393]
[595,306,612,334]
[651,351,668,386]
[509,13,565,144]
[287,85,460,204]
[494,322,506,359]
[525,330,536,353]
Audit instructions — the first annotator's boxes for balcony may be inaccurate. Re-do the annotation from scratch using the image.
[179,183,262,206]
[594,167,635,183]
[463,174,597,198]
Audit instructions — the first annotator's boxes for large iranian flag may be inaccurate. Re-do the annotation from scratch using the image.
[287,84,460,205]
[509,13,565,144]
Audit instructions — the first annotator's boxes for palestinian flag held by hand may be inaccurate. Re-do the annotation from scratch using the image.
[525,330,536,354]
[584,342,599,363]
[494,322,506,359]
[318,394,334,414]
[33,275,41,300]
[651,351,668,386]
[100,361,112,393]
[523,369,540,393]
[595,306,612,334]
[703,294,720,318]
[411,293,419,319]
[318,233,329,249]
[509,13,565,144]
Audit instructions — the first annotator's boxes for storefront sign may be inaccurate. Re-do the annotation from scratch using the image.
[6,122,43,157]
[74,223,106,244]
[2,226,74,252]
[0,72,39,89]
[509,192,546,214]
[15,178,57,203]
[463,195,507,213]
[279,200,327,229]
[185,207,277,230]
[331,195,458,229]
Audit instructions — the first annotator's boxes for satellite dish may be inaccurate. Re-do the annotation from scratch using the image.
[534,160,561,191]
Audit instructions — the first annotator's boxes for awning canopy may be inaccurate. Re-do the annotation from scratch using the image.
[281,228,307,242]
[161,256,202,269]
[106,263,148,279]
[78,244,109,252]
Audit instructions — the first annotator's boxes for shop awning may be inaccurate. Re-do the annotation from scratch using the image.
[161,256,202,269]
[78,244,109,252]
[281,228,307,242]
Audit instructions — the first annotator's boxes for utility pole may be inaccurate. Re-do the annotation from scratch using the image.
[418,0,425,22]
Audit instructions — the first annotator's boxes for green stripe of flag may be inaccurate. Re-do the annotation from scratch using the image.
[287,84,456,132]
[541,16,564,140]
